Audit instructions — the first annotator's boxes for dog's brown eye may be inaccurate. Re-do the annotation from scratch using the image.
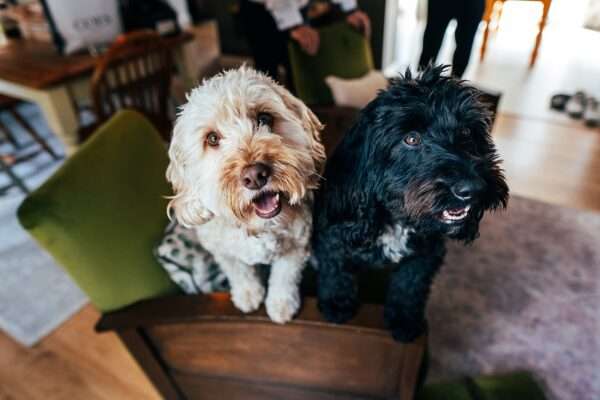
[404,132,421,147]
[257,112,274,127]
[206,132,220,147]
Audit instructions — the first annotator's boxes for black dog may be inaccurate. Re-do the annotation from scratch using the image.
[313,66,509,342]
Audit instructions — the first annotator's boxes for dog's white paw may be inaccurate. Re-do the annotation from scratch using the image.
[231,282,265,313]
[265,288,300,324]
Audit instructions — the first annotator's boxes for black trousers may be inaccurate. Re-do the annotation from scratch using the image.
[239,0,294,87]
[418,0,485,78]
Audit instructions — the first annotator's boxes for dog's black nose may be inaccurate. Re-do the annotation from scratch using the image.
[451,179,484,201]
[241,163,271,190]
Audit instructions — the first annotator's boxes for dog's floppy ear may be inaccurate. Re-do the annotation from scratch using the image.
[272,83,326,174]
[166,123,214,227]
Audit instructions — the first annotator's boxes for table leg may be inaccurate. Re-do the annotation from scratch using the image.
[36,86,79,155]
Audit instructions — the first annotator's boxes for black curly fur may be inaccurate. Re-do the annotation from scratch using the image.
[313,65,509,342]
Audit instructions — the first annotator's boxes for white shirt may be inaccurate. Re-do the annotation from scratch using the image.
[250,0,358,31]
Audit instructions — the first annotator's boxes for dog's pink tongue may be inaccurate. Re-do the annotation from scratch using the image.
[255,193,278,212]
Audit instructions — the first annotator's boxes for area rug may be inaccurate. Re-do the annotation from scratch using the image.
[0,103,87,347]
[428,196,600,400]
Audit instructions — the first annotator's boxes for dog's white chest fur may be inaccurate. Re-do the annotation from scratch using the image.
[194,209,311,266]
[377,223,413,263]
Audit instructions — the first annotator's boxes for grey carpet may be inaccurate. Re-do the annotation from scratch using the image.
[0,103,87,347]
[428,196,600,400]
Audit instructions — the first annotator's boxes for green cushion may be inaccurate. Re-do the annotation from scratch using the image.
[288,22,374,105]
[417,372,547,400]
[18,110,180,312]
[474,372,546,400]
[417,381,472,400]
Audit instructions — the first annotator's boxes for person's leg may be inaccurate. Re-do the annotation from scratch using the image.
[452,0,486,77]
[418,0,453,70]
[239,0,288,81]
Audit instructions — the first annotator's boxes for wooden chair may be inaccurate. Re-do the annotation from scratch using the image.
[80,31,174,142]
[480,0,552,68]
[0,95,61,195]
[97,294,427,400]
[19,111,427,400]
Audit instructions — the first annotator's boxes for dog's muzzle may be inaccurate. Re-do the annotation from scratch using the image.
[241,163,283,219]
[438,178,485,224]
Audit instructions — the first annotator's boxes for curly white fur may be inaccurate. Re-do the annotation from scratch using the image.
[166,67,325,323]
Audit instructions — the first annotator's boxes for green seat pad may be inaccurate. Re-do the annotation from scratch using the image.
[288,21,374,105]
[18,110,180,312]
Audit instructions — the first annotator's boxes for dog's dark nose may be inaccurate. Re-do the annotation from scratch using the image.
[241,163,271,190]
[451,179,485,201]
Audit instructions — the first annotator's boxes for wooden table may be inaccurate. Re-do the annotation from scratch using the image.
[0,32,194,154]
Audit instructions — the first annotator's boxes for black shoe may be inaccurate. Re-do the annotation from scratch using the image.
[565,91,587,119]
[550,93,571,111]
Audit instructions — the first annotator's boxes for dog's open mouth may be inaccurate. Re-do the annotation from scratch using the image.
[440,205,471,223]
[252,191,282,219]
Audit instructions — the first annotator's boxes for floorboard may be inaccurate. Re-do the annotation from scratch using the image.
[0,306,160,400]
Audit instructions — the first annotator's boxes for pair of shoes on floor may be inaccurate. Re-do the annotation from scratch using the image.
[551,91,600,127]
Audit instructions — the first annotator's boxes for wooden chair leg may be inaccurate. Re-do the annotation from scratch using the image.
[493,0,505,32]
[8,108,60,160]
[0,118,22,149]
[480,0,496,62]
[0,155,29,195]
[529,0,551,68]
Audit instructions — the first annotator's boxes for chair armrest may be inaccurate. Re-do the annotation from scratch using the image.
[96,293,401,333]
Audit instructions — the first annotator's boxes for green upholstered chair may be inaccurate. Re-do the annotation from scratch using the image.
[16,111,429,400]
[288,21,374,106]
[17,110,180,312]
[417,372,547,400]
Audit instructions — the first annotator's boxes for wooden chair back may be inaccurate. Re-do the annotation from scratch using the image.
[91,31,174,140]
[97,294,427,400]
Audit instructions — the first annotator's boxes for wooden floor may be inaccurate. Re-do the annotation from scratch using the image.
[2,18,600,400]
[494,113,600,212]
[0,306,160,400]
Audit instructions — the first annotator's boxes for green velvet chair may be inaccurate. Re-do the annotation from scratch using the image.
[16,110,429,400]
[18,110,180,312]
[288,21,374,106]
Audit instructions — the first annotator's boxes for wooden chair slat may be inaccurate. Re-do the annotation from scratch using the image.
[86,30,175,142]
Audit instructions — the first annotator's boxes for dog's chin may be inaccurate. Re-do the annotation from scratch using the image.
[251,191,283,219]
[435,205,482,242]
[437,205,471,225]
[405,204,482,242]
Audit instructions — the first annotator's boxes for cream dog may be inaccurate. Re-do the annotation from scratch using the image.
[166,67,325,323]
